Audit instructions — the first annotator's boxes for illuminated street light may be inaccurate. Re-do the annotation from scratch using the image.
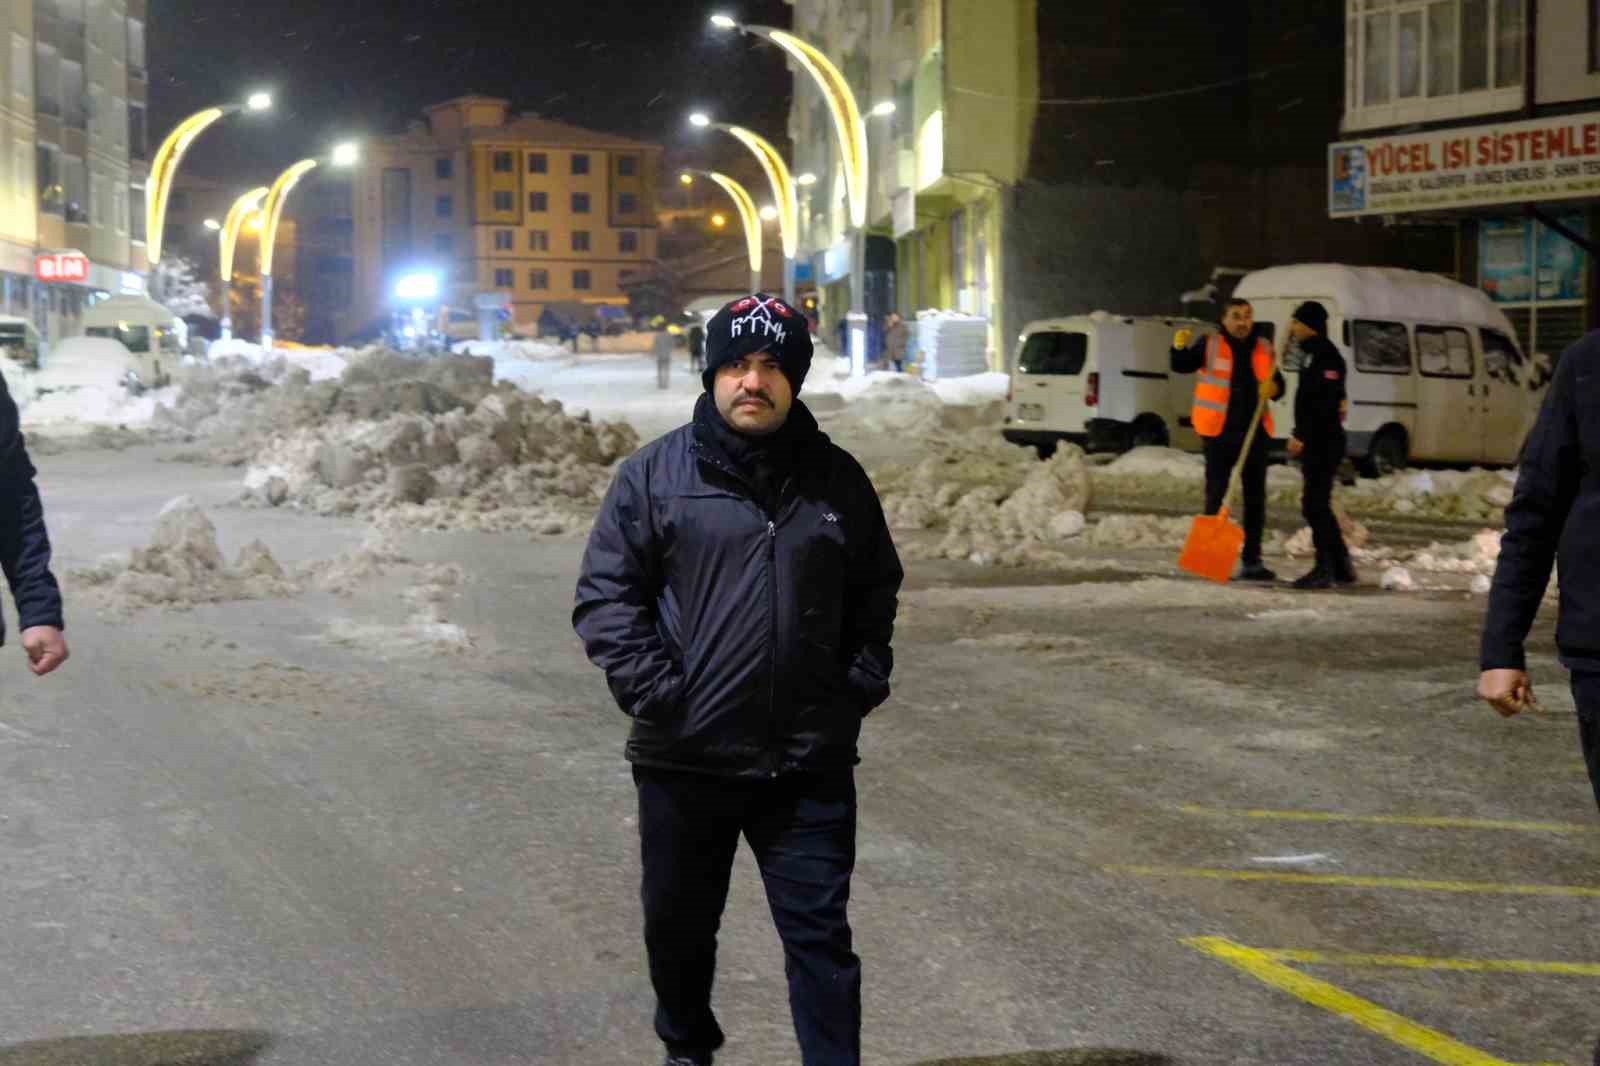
[146,92,274,265]
[759,205,778,221]
[712,21,872,373]
[394,272,441,303]
[256,143,360,346]
[202,218,221,231]
[688,112,711,128]
[679,173,694,185]
[331,141,361,168]
[688,112,801,303]
[870,100,897,118]
[217,186,269,340]
[709,14,738,29]
[796,172,817,186]
[684,168,762,292]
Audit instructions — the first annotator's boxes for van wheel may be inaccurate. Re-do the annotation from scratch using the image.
[1129,415,1169,449]
[1361,428,1409,478]
[1035,442,1057,461]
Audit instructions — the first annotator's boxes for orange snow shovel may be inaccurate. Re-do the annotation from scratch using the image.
[1178,339,1284,583]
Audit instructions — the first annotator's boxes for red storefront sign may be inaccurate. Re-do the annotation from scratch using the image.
[35,251,88,283]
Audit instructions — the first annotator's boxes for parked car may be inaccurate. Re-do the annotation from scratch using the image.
[0,316,42,369]
[1002,312,1215,458]
[1234,264,1543,474]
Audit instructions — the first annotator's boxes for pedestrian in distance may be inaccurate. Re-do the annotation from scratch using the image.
[1284,301,1357,589]
[885,310,909,374]
[1171,297,1286,582]
[0,368,67,677]
[573,292,903,1066]
[688,322,706,373]
[1479,330,1600,813]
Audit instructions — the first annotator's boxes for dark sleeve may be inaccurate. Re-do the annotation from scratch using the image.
[0,371,62,635]
[1480,355,1579,670]
[1293,347,1346,442]
[841,461,903,716]
[572,459,684,719]
[1170,338,1206,373]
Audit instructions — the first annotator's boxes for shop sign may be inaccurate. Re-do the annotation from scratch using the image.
[1330,111,1600,218]
[35,250,89,283]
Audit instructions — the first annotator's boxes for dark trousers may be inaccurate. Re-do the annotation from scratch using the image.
[634,765,861,1065]
[1203,432,1269,566]
[1300,442,1348,567]
[1568,674,1600,812]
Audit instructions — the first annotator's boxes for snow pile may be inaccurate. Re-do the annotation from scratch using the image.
[1380,566,1417,592]
[242,386,638,533]
[206,339,351,382]
[1093,445,1302,501]
[8,337,181,436]
[815,373,1003,437]
[321,562,476,656]
[1283,510,1371,558]
[1344,467,1516,520]
[69,496,298,612]
[452,339,569,360]
[300,528,412,596]
[1403,528,1504,575]
[876,435,1037,532]
[923,447,1094,563]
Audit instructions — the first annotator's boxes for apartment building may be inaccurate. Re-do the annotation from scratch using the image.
[1331,0,1600,357]
[344,96,660,338]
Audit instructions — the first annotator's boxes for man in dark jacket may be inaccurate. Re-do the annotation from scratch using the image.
[0,370,66,676]
[1285,301,1355,589]
[574,293,902,1066]
[1479,331,1600,811]
[1171,298,1286,581]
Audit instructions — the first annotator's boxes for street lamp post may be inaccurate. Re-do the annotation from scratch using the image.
[145,92,272,267]
[690,113,799,306]
[257,142,359,347]
[682,169,763,294]
[216,187,268,341]
[711,17,871,374]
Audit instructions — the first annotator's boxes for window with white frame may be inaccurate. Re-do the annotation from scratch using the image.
[1347,0,1523,128]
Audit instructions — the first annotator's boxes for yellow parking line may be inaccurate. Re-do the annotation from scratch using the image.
[1186,937,1525,1066]
[1177,804,1598,834]
[1110,865,1600,898]
[1260,948,1600,977]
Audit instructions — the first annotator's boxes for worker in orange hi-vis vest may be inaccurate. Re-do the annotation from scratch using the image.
[1170,297,1285,582]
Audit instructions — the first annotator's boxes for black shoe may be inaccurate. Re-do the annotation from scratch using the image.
[1234,561,1278,582]
[1292,566,1334,590]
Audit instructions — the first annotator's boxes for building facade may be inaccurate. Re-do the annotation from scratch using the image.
[1331,0,1600,359]
[343,96,661,339]
[788,0,1455,370]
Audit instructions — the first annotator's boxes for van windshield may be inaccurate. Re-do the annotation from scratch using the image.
[1018,331,1087,375]
[86,324,152,352]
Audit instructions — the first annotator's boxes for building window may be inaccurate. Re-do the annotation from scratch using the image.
[433,233,453,253]
[493,151,514,173]
[572,153,590,175]
[529,269,549,290]
[573,269,591,290]
[128,103,145,159]
[436,195,452,218]
[11,33,29,104]
[1348,0,1523,116]
[495,268,514,288]
[619,230,638,253]
[435,156,452,179]
[494,229,514,250]
[169,189,189,211]
[529,191,548,212]
[572,192,591,213]
[572,230,591,252]
[127,17,145,74]
[618,154,638,177]
[619,192,638,214]
[528,153,547,173]
[493,190,513,212]
[528,229,549,251]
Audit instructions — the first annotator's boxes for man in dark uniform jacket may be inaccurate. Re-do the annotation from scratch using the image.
[0,368,66,675]
[1286,301,1356,589]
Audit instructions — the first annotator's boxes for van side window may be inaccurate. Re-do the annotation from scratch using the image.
[1481,328,1522,385]
[1353,320,1411,375]
[1416,325,1473,379]
[1018,332,1087,376]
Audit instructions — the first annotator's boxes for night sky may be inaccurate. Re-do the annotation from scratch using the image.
[149,0,797,183]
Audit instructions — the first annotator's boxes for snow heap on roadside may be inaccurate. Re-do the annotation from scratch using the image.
[1344,467,1516,521]
[811,372,1005,437]
[69,495,298,612]
[241,381,638,534]
[6,337,181,438]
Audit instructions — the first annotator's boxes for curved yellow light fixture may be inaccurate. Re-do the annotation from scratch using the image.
[716,124,798,260]
[145,107,226,264]
[687,169,761,277]
[219,186,268,283]
[761,28,866,229]
[259,159,318,277]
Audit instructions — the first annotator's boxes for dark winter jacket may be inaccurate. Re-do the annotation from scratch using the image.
[1292,333,1347,452]
[0,369,61,643]
[1171,328,1287,438]
[1481,335,1600,672]
[573,395,903,778]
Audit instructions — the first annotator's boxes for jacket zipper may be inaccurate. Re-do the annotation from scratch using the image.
[766,518,779,778]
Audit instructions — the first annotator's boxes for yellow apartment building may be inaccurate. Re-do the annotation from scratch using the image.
[344,96,661,338]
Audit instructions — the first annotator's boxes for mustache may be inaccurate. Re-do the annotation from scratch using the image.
[734,391,772,406]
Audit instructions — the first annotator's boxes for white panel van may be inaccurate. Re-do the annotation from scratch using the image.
[1233,265,1545,474]
[1002,312,1216,458]
[81,295,188,390]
